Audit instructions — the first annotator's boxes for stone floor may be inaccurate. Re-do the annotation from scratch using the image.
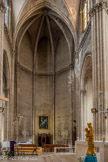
[0,153,79,162]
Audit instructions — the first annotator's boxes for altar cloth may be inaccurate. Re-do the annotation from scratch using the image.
[84,155,98,162]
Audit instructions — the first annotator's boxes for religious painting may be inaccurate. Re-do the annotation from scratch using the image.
[39,115,49,129]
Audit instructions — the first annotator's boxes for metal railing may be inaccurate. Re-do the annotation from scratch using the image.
[54,147,75,154]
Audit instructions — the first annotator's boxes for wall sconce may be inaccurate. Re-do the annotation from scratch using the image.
[0,107,4,113]
[91,108,98,113]
[104,115,108,120]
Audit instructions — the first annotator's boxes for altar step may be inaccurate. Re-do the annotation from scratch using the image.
[44,154,77,162]
[0,154,78,162]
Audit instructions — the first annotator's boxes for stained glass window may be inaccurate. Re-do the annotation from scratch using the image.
[5,0,8,26]
[87,0,90,21]
[81,0,90,32]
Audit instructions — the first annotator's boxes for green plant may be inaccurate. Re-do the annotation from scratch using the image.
[5,151,14,158]
[78,156,84,162]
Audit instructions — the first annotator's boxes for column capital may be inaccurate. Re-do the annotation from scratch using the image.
[89,2,108,17]
[80,89,86,94]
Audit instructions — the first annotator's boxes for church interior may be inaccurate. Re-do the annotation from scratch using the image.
[0,0,108,161]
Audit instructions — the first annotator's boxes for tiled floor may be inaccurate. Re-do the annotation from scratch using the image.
[0,153,78,162]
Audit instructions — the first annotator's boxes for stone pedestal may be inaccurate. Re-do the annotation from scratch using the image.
[75,140,108,162]
[75,140,88,157]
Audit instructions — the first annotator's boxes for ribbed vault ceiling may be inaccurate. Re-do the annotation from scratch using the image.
[28,13,62,53]
[19,8,73,55]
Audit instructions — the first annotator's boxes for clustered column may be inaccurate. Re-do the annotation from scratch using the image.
[90,2,108,140]
[0,0,5,98]
[80,89,86,140]
[0,0,5,145]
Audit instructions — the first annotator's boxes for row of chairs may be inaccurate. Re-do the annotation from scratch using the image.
[14,144,69,155]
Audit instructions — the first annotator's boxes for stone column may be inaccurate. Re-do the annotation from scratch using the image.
[9,51,15,141]
[0,0,5,151]
[90,2,108,140]
[0,0,5,97]
[80,89,86,140]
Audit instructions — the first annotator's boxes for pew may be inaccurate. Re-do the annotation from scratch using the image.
[14,144,39,155]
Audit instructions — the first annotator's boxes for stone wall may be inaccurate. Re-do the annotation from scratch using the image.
[17,68,32,142]
[55,71,72,145]
[35,76,53,143]
[19,33,33,71]
[55,34,70,72]
[16,32,33,142]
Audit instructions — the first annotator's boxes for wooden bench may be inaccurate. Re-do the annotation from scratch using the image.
[14,144,39,155]
[43,144,69,152]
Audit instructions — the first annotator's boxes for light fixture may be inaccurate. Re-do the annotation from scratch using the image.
[0,107,4,113]
[105,108,108,112]
[91,108,98,113]
[104,115,108,120]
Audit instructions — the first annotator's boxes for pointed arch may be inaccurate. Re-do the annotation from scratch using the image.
[80,53,93,140]
[13,0,77,50]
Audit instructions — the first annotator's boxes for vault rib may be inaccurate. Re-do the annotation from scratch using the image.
[32,15,44,143]
[34,16,44,65]
[49,15,71,56]
[17,14,41,62]
[46,16,54,71]
[46,15,55,143]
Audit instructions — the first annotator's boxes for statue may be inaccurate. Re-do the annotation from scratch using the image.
[85,123,96,155]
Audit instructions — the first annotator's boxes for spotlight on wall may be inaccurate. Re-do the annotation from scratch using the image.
[0,107,4,113]
[104,115,108,120]
[91,108,98,113]
[105,108,108,112]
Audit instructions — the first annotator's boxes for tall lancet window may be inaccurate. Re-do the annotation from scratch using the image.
[87,0,90,21]
[81,0,90,32]
[5,0,9,26]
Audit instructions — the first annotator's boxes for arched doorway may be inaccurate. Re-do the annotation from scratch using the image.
[80,55,93,140]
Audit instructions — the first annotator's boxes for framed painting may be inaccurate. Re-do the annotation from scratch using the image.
[38,115,49,129]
